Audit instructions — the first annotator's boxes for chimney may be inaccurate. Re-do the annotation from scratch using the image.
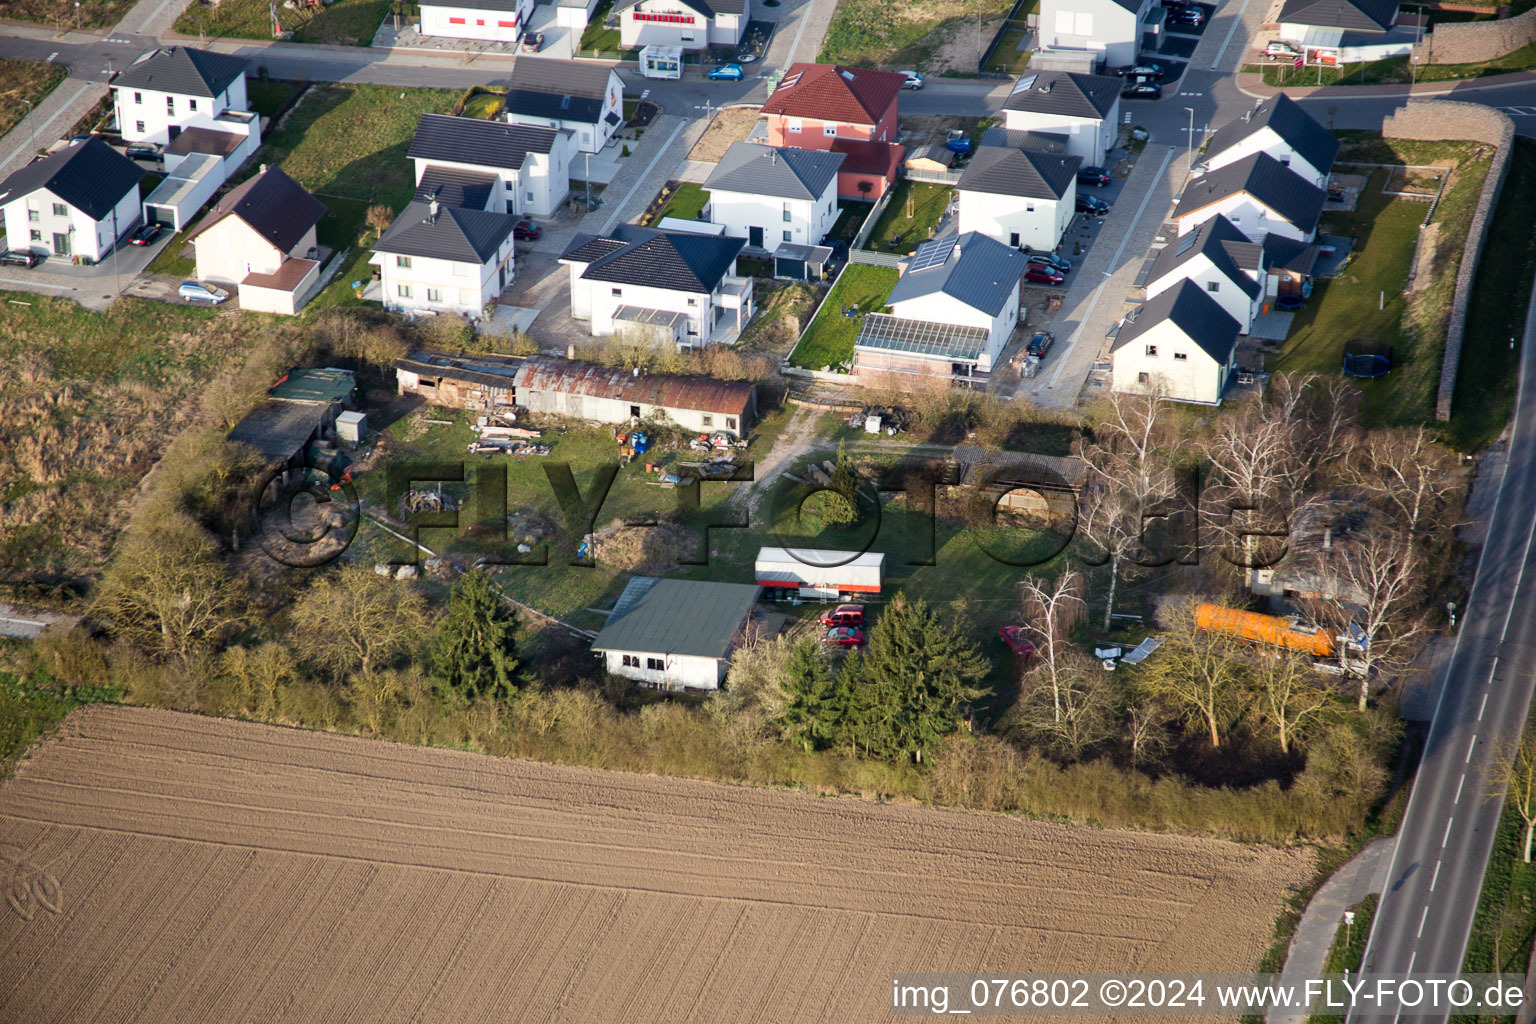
[429,199,440,222]
[260,163,268,174]
[566,343,576,360]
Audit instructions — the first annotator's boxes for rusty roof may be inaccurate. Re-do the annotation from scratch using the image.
[513,356,754,415]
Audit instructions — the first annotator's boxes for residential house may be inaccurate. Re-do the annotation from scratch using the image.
[1278,0,1398,40]
[854,233,1028,387]
[189,164,327,314]
[1144,215,1262,334]
[371,199,518,317]
[999,71,1121,167]
[1202,94,1340,189]
[702,142,843,253]
[591,576,762,690]
[1037,0,1156,71]
[503,58,624,155]
[957,129,1080,252]
[1250,499,1379,611]
[418,0,534,43]
[0,139,145,262]
[111,47,261,152]
[394,350,522,410]
[408,112,569,219]
[513,356,757,435]
[557,0,602,36]
[1110,279,1241,404]
[1172,151,1325,244]
[760,63,904,149]
[614,0,749,50]
[559,225,751,346]
[828,138,905,200]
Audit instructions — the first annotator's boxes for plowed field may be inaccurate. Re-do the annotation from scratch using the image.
[0,707,1312,1022]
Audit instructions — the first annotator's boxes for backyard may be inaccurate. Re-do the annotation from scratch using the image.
[173,0,391,45]
[787,264,898,370]
[819,0,1017,73]
[865,181,953,254]
[0,59,66,142]
[658,182,711,222]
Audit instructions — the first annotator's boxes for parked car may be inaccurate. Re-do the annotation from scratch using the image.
[707,63,744,81]
[125,143,160,161]
[1027,251,1070,272]
[1170,7,1206,27]
[0,250,41,268]
[178,280,229,305]
[512,218,542,241]
[128,222,163,246]
[822,626,866,648]
[521,31,543,52]
[1076,194,1110,215]
[1077,165,1111,188]
[1024,265,1065,286]
[1122,82,1163,99]
[1026,331,1054,358]
[899,70,925,89]
[999,625,1037,658]
[1265,39,1302,59]
[819,604,866,628]
[1115,62,1165,79]
[69,134,93,145]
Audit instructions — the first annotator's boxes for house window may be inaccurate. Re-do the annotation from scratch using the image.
[476,18,485,25]
[823,123,836,137]
[783,230,792,242]
[1138,372,1150,384]
[51,203,67,217]
[687,327,698,336]
[189,99,198,111]
[701,414,712,426]
[397,284,412,298]
[726,417,737,430]
[1145,345,1157,357]
[135,120,145,133]
[612,287,623,297]
[1009,232,1020,247]
[686,297,697,306]
[427,288,442,303]
[1207,281,1220,292]
[29,230,41,241]
[166,97,175,114]
[526,191,534,202]
[27,210,39,223]
[133,91,142,104]
[1173,352,1188,361]
[396,255,412,268]
[646,657,664,671]
[630,405,641,417]
[1026,203,1035,212]
[782,207,791,222]
[622,654,639,667]
[787,118,802,133]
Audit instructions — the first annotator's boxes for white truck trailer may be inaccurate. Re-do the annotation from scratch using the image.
[754,546,884,599]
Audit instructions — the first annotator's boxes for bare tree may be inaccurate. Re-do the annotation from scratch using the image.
[291,565,430,679]
[1009,652,1116,759]
[1248,649,1334,755]
[1343,426,1463,539]
[1138,599,1247,747]
[96,518,242,661]
[1487,722,1536,863]
[1124,693,1175,767]
[1018,569,1086,722]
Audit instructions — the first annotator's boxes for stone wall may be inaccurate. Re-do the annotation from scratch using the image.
[1382,101,1514,420]
[1416,5,1536,64]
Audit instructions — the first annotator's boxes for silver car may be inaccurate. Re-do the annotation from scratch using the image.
[178,280,229,304]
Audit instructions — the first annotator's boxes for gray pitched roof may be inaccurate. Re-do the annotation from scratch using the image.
[1278,0,1397,30]
[414,165,498,209]
[112,46,248,98]
[888,232,1027,317]
[1204,94,1341,177]
[1147,215,1260,300]
[1223,237,1263,271]
[1111,279,1241,364]
[591,577,760,659]
[504,58,617,125]
[1262,233,1321,275]
[703,142,844,201]
[407,112,557,172]
[981,126,1069,153]
[958,141,1080,199]
[1173,151,1325,235]
[1001,70,1121,120]
[373,201,516,263]
[191,165,325,252]
[0,138,145,221]
[561,224,744,293]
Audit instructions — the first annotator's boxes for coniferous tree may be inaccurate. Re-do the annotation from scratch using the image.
[432,571,520,702]
[778,637,838,751]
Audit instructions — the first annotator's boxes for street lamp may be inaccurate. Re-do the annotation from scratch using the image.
[74,1,80,29]
[1447,601,1457,630]
[1184,106,1195,169]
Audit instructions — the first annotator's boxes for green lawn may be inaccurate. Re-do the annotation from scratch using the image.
[461,90,504,120]
[1250,40,1536,87]
[174,0,391,45]
[658,182,710,221]
[787,264,898,370]
[983,21,1035,76]
[0,670,77,780]
[0,59,66,142]
[819,0,1015,70]
[0,0,131,29]
[1320,894,1377,974]
[865,181,953,254]
[246,79,301,118]
[579,0,621,50]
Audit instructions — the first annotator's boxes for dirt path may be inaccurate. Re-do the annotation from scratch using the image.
[0,706,1313,1023]
[729,403,822,517]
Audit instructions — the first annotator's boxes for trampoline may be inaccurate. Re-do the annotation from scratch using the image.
[1276,294,1306,311]
[1342,339,1393,378]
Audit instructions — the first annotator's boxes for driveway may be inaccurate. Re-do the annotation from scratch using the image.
[0,228,175,310]
[502,251,587,350]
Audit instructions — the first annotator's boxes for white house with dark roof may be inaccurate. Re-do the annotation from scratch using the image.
[702,143,843,253]
[189,164,327,315]
[559,225,751,346]
[1145,215,1262,334]
[1038,0,1155,70]
[957,129,1080,252]
[503,58,624,155]
[110,47,260,150]
[1202,94,1340,189]
[1172,151,1325,244]
[408,112,569,218]
[1000,71,1121,166]
[592,576,761,690]
[854,233,1027,387]
[370,200,517,317]
[1111,279,1241,404]
[419,0,534,42]
[0,139,145,262]
[1278,0,1397,39]
[615,0,749,49]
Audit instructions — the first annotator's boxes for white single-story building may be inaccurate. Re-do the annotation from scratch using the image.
[615,0,749,49]
[512,355,758,435]
[189,164,327,315]
[418,0,535,42]
[702,142,843,253]
[1144,214,1262,334]
[999,70,1122,167]
[1110,278,1241,404]
[408,112,570,219]
[503,58,624,155]
[755,547,884,598]
[1172,151,1325,244]
[591,576,762,690]
[957,129,1080,252]
[0,138,145,262]
[370,200,517,317]
[1201,93,1340,190]
[111,46,255,147]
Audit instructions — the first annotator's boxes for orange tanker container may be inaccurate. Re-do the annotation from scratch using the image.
[1194,603,1335,659]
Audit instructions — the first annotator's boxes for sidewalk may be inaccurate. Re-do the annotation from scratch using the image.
[0,78,107,179]
[1236,66,1536,101]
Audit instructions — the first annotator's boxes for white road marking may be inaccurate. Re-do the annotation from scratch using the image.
[1417,906,1429,937]
[1501,496,1536,642]
[1443,817,1454,847]
[1480,693,1489,720]
[1430,860,1441,891]
[1467,734,1477,763]
[1211,0,1255,69]
[1455,773,1465,804]
[45,51,58,62]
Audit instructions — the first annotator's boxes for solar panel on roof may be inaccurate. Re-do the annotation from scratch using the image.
[856,314,989,360]
[1175,232,1200,257]
[907,239,952,273]
[839,69,855,81]
[1010,74,1038,94]
[778,72,802,89]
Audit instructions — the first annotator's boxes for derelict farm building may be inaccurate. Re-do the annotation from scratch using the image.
[512,356,757,436]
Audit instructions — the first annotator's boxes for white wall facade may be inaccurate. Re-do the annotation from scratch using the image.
[142,153,225,231]
[1112,320,1231,404]
[706,188,837,252]
[196,217,315,285]
[372,239,516,317]
[957,188,1074,252]
[239,259,319,315]
[1038,0,1141,67]
[1000,107,1117,166]
[419,0,534,40]
[618,0,747,49]
[572,274,715,340]
[1176,192,1312,244]
[1146,257,1259,334]
[602,649,727,689]
[887,288,1018,372]
[3,186,139,262]
[412,143,571,219]
[113,75,249,145]
[1205,129,1330,188]
[505,69,623,154]
[161,117,261,176]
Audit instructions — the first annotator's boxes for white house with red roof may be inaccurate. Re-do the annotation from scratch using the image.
[614,0,749,48]
[760,64,906,199]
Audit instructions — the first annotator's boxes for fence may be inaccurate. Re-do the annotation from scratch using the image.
[900,167,963,185]
[850,186,896,251]
[848,249,904,268]
[978,0,1037,75]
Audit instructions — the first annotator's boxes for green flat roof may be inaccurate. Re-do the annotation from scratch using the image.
[268,367,355,405]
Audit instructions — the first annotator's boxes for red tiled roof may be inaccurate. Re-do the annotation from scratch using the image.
[760,63,904,126]
[830,138,905,177]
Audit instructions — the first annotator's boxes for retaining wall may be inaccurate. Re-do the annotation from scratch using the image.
[1381,101,1514,420]
[1416,4,1536,64]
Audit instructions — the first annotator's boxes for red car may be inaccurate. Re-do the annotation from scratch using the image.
[1024,265,1065,286]
[999,625,1037,658]
[818,604,865,628]
[822,626,865,648]
[513,218,542,241]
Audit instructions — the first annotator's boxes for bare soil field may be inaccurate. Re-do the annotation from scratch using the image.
[0,707,1313,1022]
[685,106,762,163]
